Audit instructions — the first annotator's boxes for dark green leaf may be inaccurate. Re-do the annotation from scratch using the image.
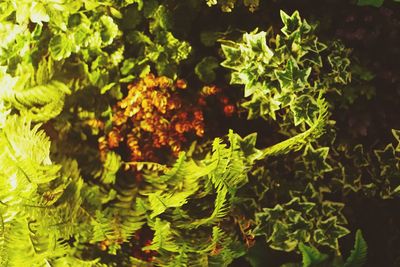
[344,230,368,267]
[298,243,328,267]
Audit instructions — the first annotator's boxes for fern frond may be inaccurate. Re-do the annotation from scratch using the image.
[0,116,61,219]
[189,187,230,228]
[298,242,329,267]
[2,217,71,267]
[344,230,367,267]
[90,207,144,246]
[144,218,180,252]
[261,99,329,157]
[99,151,121,184]
[207,134,248,191]
[2,80,71,121]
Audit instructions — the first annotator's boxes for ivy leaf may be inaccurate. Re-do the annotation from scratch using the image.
[351,144,370,167]
[236,132,263,162]
[302,144,333,177]
[195,56,219,83]
[298,243,328,267]
[302,39,327,67]
[275,59,311,91]
[314,217,350,250]
[291,95,320,126]
[259,94,281,120]
[392,129,400,152]
[280,10,302,37]
[242,92,281,120]
[269,221,299,251]
[243,31,273,59]
[221,43,244,71]
[328,41,352,84]
[241,96,262,120]
[374,144,398,176]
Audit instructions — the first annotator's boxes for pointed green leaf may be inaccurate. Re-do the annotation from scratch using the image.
[298,243,328,267]
[344,230,368,267]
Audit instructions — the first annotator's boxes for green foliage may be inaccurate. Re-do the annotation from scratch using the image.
[0,116,90,266]
[1,0,395,265]
[195,56,219,83]
[120,3,192,80]
[344,230,368,267]
[221,11,349,125]
[133,130,263,265]
[299,243,329,267]
[253,193,349,251]
[99,151,121,184]
[289,230,367,267]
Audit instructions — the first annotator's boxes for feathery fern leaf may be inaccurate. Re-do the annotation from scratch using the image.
[189,187,230,228]
[344,230,367,267]
[299,242,329,267]
[261,99,328,157]
[144,218,180,252]
[2,80,70,121]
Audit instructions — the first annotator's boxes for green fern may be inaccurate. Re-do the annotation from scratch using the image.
[344,230,367,267]
[2,80,71,121]
[299,243,329,267]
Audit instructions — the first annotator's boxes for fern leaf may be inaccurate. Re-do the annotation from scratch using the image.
[344,230,367,267]
[2,80,70,121]
[261,99,328,157]
[144,218,180,252]
[100,151,121,184]
[189,187,230,228]
[298,243,328,267]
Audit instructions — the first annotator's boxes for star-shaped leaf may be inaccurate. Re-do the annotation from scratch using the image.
[237,132,263,162]
[221,43,244,71]
[374,144,398,177]
[280,10,302,37]
[275,59,311,91]
[243,31,274,59]
[284,197,316,215]
[351,144,370,167]
[290,94,320,126]
[301,38,327,67]
[314,217,350,251]
[302,144,333,177]
[392,129,400,152]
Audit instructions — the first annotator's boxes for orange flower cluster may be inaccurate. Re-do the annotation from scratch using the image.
[99,74,205,164]
[198,85,236,117]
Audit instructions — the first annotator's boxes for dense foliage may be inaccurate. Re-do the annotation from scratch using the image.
[0,0,399,266]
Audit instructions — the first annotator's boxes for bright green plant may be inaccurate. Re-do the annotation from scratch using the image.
[2,0,398,265]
